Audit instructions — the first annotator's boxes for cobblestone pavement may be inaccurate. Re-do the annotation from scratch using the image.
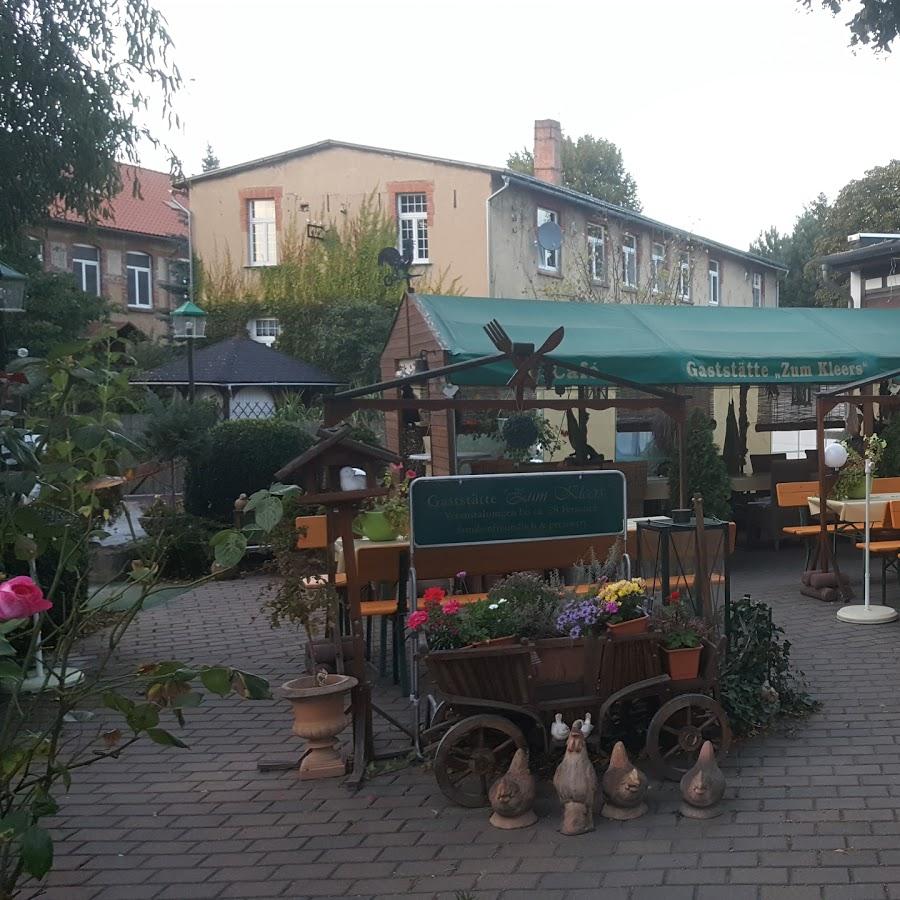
[31,546,900,900]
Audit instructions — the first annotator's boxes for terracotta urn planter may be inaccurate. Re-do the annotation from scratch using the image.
[662,646,702,681]
[282,672,358,780]
[607,615,650,638]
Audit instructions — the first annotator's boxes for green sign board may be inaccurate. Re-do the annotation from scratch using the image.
[409,471,626,549]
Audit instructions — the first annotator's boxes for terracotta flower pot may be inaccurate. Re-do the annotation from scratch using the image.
[281,673,358,780]
[607,615,649,638]
[663,646,702,681]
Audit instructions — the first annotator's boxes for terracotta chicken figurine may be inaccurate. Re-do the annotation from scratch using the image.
[601,741,648,820]
[552,720,597,835]
[488,748,537,829]
[680,740,726,819]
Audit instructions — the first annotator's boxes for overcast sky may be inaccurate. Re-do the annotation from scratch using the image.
[145,0,900,250]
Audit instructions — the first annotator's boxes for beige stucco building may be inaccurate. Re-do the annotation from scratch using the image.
[184,122,786,459]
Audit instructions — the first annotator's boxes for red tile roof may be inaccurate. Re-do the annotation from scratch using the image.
[50,164,188,239]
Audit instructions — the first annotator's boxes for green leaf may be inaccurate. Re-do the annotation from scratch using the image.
[146,728,188,749]
[210,529,247,568]
[242,489,269,513]
[13,506,45,533]
[20,826,53,878]
[125,703,159,733]
[267,482,301,497]
[0,810,29,837]
[232,670,272,700]
[253,496,283,533]
[0,659,22,680]
[0,637,15,657]
[102,692,135,717]
[172,691,202,708]
[32,791,58,818]
[72,424,107,450]
[199,666,232,696]
[13,534,38,561]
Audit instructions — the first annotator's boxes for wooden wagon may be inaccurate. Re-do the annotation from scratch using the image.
[423,632,730,807]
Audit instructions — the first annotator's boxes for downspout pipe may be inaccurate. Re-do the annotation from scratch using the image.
[485,175,510,297]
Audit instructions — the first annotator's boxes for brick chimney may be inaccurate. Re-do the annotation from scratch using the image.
[533,119,562,185]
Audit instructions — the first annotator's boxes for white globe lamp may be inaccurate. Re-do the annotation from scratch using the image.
[824,443,848,470]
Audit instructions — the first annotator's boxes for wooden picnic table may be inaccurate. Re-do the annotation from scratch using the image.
[807,492,900,525]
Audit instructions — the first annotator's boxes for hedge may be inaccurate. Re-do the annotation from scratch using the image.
[184,420,315,521]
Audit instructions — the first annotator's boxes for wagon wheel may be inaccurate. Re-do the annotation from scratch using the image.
[431,700,452,726]
[434,715,526,808]
[420,701,457,749]
[646,694,731,781]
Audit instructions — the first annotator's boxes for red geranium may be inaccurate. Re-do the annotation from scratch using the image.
[422,586,446,605]
[667,590,681,605]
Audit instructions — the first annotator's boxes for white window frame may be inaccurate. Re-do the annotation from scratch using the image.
[537,207,560,273]
[752,272,763,307]
[708,260,720,306]
[587,224,605,283]
[72,244,100,296]
[254,318,281,338]
[622,233,637,288]
[651,242,665,293]
[397,193,429,264]
[678,252,692,302]
[126,252,153,309]
[248,199,277,266]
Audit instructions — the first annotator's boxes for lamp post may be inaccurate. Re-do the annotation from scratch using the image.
[0,262,27,367]
[171,300,207,402]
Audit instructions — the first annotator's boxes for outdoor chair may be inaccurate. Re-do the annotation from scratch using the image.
[775,480,841,569]
[746,459,815,549]
[356,544,407,685]
[749,452,787,475]
[296,515,347,589]
[855,501,900,604]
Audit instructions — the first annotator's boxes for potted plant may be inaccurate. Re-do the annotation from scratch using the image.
[652,591,712,681]
[356,463,415,541]
[597,579,651,636]
[407,588,467,651]
[833,433,887,500]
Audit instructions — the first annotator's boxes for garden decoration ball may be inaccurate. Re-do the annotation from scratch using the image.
[488,748,537,830]
[550,713,570,742]
[824,443,849,469]
[679,740,726,819]
[553,720,597,835]
[601,741,648,821]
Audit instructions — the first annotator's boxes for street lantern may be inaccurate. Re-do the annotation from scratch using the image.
[0,263,27,313]
[171,300,207,402]
[171,300,207,339]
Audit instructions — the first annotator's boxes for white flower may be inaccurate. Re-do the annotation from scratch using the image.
[488,603,499,610]
[498,598,508,604]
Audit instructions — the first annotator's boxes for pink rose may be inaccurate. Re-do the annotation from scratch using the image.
[405,470,417,480]
[441,600,461,615]
[406,610,429,630]
[0,576,52,621]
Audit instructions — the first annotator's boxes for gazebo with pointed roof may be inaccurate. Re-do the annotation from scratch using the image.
[131,335,343,418]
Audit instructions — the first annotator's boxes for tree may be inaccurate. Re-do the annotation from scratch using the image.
[201,143,220,172]
[507,133,641,211]
[801,0,900,51]
[667,408,733,520]
[817,160,900,254]
[0,0,181,242]
[750,194,828,307]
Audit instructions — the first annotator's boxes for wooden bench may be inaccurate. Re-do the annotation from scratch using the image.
[296,515,347,588]
[855,500,900,604]
[775,481,842,568]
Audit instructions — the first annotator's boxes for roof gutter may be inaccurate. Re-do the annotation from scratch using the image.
[485,175,510,296]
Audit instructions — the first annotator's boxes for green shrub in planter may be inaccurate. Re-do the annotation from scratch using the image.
[184,420,315,521]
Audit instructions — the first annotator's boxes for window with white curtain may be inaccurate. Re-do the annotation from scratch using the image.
[651,242,665,293]
[622,234,637,288]
[398,193,429,263]
[678,252,692,302]
[752,272,763,307]
[708,260,720,306]
[537,207,560,272]
[248,199,277,266]
[127,252,152,308]
[72,245,100,295]
[587,224,605,282]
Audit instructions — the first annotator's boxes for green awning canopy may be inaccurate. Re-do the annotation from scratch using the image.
[413,293,900,387]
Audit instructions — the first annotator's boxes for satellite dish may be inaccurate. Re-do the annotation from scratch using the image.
[537,220,563,252]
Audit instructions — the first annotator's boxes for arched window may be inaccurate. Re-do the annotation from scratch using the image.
[127,252,152,308]
[72,245,100,295]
